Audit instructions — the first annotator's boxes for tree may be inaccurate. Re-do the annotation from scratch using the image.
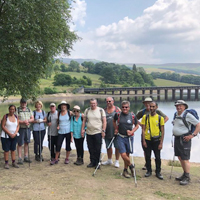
[68,60,80,72]
[132,64,137,72]
[0,0,79,99]
[53,74,72,86]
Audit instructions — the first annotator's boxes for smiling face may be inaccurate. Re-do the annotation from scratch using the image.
[106,97,114,108]
[150,102,157,115]
[61,104,67,111]
[121,103,130,114]
[176,104,186,115]
[9,106,16,115]
[90,100,97,110]
[50,105,56,113]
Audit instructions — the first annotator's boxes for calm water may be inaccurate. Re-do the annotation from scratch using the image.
[1,96,200,162]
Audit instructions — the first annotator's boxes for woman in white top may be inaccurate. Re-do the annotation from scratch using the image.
[1,105,19,169]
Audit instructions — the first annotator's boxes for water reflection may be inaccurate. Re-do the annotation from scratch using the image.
[0,97,200,162]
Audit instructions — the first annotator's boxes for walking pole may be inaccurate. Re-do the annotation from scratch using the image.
[170,155,175,179]
[129,137,137,187]
[39,116,42,162]
[49,116,51,161]
[92,136,116,176]
[26,127,30,169]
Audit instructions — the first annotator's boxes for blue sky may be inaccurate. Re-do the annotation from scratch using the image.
[68,0,200,64]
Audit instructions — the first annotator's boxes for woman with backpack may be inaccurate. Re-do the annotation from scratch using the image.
[50,101,72,165]
[1,105,19,169]
[71,105,85,165]
[32,100,47,162]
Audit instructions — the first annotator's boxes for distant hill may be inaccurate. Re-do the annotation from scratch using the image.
[57,57,101,64]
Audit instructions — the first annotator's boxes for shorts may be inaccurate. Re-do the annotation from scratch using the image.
[105,137,119,149]
[1,137,17,152]
[56,133,71,152]
[17,128,31,146]
[117,135,134,154]
[174,136,191,160]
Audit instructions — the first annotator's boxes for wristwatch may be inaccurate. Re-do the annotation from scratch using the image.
[192,133,196,137]
[102,130,105,132]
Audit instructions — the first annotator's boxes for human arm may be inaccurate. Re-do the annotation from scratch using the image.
[158,125,164,150]
[184,122,200,141]
[81,116,86,138]
[101,116,107,138]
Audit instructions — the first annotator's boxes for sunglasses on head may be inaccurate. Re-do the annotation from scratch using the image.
[122,106,129,109]
[73,110,80,113]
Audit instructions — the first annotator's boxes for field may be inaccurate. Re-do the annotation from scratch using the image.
[0,142,200,200]
[153,79,195,87]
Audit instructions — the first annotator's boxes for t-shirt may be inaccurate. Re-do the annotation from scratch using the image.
[136,108,166,120]
[47,111,58,136]
[141,114,164,141]
[33,110,46,131]
[105,106,120,139]
[84,107,106,135]
[17,107,33,128]
[58,112,70,134]
[114,112,137,136]
[172,110,199,136]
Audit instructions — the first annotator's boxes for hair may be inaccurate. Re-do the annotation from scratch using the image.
[9,104,16,111]
[106,97,114,101]
[121,100,130,107]
[90,98,97,103]
[35,100,43,108]
[150,101,158,107]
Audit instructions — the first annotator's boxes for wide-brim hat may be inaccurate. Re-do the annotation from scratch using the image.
[174,100,188,109]
[73,105,80,111]
[143,97,153,103]
[58,101,70,110]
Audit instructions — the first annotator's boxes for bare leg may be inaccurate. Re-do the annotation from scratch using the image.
[11,150,16,161]
[121,152,130,169]
[107,148,113,159]
[115,148,120,160]
[17,145,22,158]
[4,151,9,161]
[24,143,28,157]
[66,151,70,159]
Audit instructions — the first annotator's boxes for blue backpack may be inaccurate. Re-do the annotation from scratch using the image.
[173,109,199,133]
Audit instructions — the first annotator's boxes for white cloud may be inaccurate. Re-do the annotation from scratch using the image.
[70,0,87,29]
[70,0,200,63]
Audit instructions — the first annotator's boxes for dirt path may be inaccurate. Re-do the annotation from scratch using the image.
[0,141,199,200]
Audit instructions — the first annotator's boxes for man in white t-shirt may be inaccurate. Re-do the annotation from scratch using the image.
[81,98,107,168]
[172,100,200,185]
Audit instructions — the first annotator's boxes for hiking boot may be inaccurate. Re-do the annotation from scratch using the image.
[4,163,9,169]
[129,164,135,177]
[39,155,44,162]
[24,157,32,163]
[114,160,120,168]
[79,158,84,165]
[76,158,83,165]
[50,159,58,165]
[180,176,190,185]
[17,158,23,165]
[145,171,152,177]
[102,159,113,166]
[123,169,131,178]
[175,173,185,181]
[142,164,147,170]
[74,158,79,165]
[87,162,95,168]
[156,173,163,180]
[35,155,40,161]
[12,163,19,168]
[64,158,69,164]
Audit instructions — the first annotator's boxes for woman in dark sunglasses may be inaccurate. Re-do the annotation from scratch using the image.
[70,105,85,165]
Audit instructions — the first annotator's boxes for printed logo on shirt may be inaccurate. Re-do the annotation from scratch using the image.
[127,119,132,124]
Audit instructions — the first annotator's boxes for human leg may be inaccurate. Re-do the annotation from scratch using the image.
[144,140,152,177]
[86,134,96,167]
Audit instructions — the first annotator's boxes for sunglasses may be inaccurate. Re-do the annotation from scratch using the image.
[122,106,129,109]
[73,110,80,113]
[106,101,112,103]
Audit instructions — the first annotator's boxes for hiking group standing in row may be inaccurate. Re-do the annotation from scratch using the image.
[1,97,200,186]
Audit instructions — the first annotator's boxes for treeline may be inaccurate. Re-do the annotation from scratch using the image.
[82,62,155,87]
[161,68,200,76]
[151,71,200,85]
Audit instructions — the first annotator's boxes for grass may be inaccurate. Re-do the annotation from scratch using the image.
[168,160,181,167]
[154,78,196,87]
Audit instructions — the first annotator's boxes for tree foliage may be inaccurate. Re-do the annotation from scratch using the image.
[0,0,79,99]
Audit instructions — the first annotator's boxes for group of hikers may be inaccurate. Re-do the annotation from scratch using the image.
[1,97,200,186]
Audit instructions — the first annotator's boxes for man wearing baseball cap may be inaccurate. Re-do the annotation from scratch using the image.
[172,100,200,185]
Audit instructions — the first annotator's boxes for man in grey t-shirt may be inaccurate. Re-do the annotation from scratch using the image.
[47,103,58,161]
[172,100,200,185]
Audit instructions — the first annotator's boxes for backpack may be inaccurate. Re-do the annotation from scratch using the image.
[57,110,71,124]
[173,109,199,134]
[33,110,45,120]
[85,107,104,122]
[72,114,83,122]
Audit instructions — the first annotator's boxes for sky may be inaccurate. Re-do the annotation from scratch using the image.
[68,0,200,64]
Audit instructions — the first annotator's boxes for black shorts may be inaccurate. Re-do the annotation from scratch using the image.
[1,137,17,152]
[174,136,191,160]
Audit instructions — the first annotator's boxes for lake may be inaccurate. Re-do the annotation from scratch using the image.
[0,96,200,163]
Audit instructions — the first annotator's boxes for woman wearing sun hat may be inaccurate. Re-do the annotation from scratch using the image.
[71,105,85,165]
[50,101,72,165]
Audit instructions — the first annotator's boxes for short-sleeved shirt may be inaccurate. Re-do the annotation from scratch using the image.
[17,107,33,128]
[105,106,120,139]
[58,112,71,134]
[136,108,166,120]
[47,111,58,136]
[172,111,199,136]
[84,107,106,135]
[141,114,164,140]
[33,110,46,131]
[114,112,138,136]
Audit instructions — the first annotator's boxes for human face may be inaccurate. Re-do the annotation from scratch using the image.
[121,104,130,114]
[9,106,16,115]
[73,109,80,116]
[20,102,27,109]
[61,104,67,111]
[150,102,156,115]
[176,104,186,115]
[90,100,97,110]
[144,102,150,111]
[106,98,114,108]
[50,106,56,113]
[36,103,42,110]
